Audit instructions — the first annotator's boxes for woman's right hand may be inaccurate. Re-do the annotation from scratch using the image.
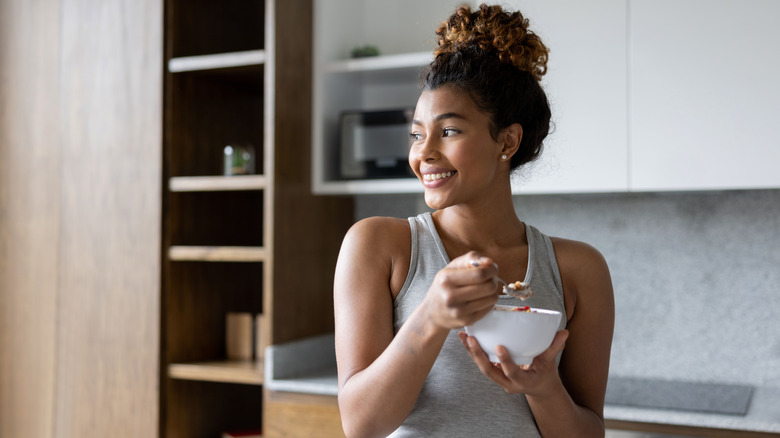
[424,251,500,330]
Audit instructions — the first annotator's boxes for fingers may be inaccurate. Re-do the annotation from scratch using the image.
[461,329,570,396]
[460,333,516,391]
[439,251,498,296]
[435,251,498,306]
[429,252,501,329]
[494,345,528,380]
[492,330,569,383]
[497,329,569,370]
[451,252,498,280]
[452,250,494,270]
[458,332,490,373]
[439,292,496,327]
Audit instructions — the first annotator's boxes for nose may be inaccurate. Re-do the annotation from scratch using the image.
[412,136,439,162]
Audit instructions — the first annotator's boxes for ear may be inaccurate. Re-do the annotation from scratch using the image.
[499,123,523,161]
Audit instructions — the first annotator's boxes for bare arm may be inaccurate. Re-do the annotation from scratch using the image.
[334,217,499,438]
[460,238,614,437]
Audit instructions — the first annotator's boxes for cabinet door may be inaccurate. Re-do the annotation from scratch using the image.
[511,0,628,194]
[629,0,780,191]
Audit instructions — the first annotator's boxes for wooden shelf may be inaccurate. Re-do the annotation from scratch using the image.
[169,175,267,192]
[168,246,267,262]
[168,49,266,73]
[168,360,263,385]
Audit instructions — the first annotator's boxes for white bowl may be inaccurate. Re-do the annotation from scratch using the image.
[464,305,562,365]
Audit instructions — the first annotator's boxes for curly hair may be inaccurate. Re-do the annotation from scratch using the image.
[422,3,552,169]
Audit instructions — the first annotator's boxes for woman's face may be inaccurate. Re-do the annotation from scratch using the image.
[409,85,508,210]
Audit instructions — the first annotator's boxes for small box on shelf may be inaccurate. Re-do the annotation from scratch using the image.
[226,312,265,360]
[226,312,254,360]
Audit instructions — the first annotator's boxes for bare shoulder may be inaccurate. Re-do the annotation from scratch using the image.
[549,237,609,274]
[337,216,412,297]
[548,236,613,313]
[344,216,410,243]
[340,217,411,265]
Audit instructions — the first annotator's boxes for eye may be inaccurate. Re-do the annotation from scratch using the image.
[409,131,423,142]
[442,128,460,137]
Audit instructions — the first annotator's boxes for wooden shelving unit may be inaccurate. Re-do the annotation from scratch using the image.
[161,0,269,436]
[161,1,354,436]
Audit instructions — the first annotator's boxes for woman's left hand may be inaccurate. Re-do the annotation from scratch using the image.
[458,330,569,396]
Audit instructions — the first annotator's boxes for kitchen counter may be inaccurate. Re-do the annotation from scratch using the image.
[265,334,780,436]
[264,333,339,396]
[604,386,780,436]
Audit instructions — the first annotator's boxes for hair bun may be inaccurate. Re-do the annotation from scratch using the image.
[434,3,549,81]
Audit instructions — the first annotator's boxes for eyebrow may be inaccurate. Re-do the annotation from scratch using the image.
[412,112,467,126]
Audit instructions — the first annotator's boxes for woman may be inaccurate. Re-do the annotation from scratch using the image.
[334,4,614,437]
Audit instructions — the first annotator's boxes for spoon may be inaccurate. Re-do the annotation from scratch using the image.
[496,277,534,300]
[469,259,534,300]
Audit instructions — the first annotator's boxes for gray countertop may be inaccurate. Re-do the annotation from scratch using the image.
[264,333,339,396]
[265,334,780,434]
[605,385,780,434]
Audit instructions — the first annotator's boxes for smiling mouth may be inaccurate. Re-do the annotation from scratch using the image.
[422,171,457,182]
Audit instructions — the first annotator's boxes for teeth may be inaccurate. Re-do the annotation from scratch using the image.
[423,171,454,182]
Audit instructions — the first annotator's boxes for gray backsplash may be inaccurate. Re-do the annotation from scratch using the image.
[354,189,780,389]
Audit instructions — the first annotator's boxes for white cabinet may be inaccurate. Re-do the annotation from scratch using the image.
[629,0,780,191]
[311,0,463,194]
[312,0,780,195]
[311,0,628,195]
[510,0,628,194]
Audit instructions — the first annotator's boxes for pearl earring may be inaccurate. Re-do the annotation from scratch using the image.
[501,154,507,160]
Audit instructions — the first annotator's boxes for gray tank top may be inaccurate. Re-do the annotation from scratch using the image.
[389,212,566,437]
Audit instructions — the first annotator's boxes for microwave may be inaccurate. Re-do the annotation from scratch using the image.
[339,108,416,179]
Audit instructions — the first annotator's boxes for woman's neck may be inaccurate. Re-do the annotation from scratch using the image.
[431,192,526,256]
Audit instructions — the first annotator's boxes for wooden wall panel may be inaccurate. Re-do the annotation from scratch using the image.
[269,0,355,346]
[53,0,162,436]
[0,0,61,436]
